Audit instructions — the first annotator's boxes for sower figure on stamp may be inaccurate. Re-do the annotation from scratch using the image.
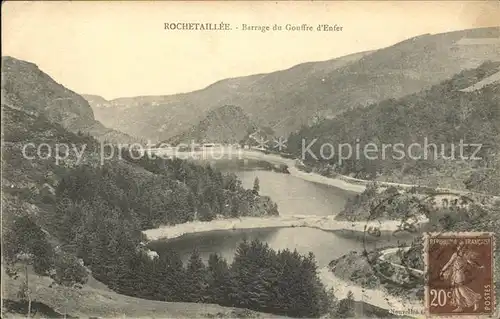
[439,241,484,312]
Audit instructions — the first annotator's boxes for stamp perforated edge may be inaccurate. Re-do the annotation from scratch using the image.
[423,231,496,318]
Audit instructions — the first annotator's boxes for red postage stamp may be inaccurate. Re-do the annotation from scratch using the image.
[424,232,496,317]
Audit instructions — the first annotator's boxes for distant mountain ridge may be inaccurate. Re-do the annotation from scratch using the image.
[286,61,500,195]
[84,27,500,142]
[2,56,138,144]
[81,94,110,108]
[84,50,371,141]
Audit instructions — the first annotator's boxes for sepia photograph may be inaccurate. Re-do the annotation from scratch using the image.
[1,1,499,318]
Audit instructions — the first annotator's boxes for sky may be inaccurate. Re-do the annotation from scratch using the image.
[3,1,499,100]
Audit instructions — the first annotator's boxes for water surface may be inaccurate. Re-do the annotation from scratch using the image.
[150,163,403,267]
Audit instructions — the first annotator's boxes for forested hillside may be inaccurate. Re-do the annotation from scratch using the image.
[1,53,343,317]
[166,105,259,144]
[288,61,500,195]
[2,103,336,318]
[329,183,500,304]
[1,56,137,144]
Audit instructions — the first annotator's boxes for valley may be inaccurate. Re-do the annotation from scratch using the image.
[84,27,500,142]
[2,20,500,319]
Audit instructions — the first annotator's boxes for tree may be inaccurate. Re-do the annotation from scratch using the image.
[323,288,340,319]
[229,240,331,317]
[50,252,88,318]
[223,173,242,191]
[198,202,215,222]
[335,290,355,318]
[3,215,54,318]
[253,177,260,194]
[206,253,232,306]
[184,249,207,302]
[298,252,330,317]
[230,197,241,218]
[230,240,276,312]
[162,250,186,301]
[47,148,280,306]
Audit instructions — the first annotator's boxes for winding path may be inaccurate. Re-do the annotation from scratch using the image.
[378,247,424,276]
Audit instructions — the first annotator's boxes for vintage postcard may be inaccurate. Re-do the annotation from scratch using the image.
[1,1,500,318]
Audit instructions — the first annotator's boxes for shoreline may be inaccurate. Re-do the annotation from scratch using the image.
[323,247,427,318]
[150,148,499,200]
[318,267,424,318]
[143,216,427,318]
[144,147,487,317]
[151,148,367,193]
[143,214,428,242]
